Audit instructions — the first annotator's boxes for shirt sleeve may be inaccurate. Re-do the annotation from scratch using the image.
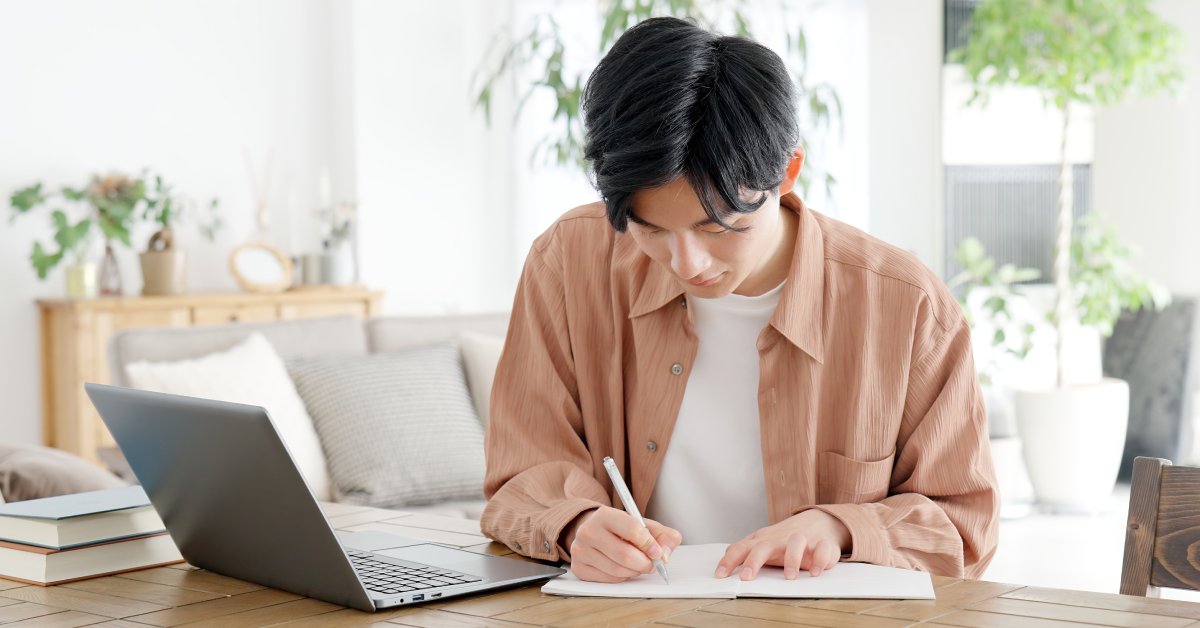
[480,243,609,562]
[799,314,1000,578]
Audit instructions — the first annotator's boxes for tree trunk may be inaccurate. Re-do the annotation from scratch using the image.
[1054,103,1075,389]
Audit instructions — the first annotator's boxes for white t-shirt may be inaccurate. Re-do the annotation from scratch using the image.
[644,282,784,544]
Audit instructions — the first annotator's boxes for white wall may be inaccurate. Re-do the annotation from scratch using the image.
[352,0,516,315]
[0,0,344,445]
[1093,0,1200,299]
[865,0,944,270]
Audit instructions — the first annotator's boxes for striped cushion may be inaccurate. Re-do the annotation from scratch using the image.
[286,343,485,508]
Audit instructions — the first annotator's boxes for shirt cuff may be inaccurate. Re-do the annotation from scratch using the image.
[796,503,890,567]
[536,498,604,562]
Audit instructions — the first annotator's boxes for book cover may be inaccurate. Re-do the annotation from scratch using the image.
[0,532,183,586]
[0,486,150,520]
[0,487,163,550]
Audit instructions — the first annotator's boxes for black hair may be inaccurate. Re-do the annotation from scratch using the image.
[581,16,799,232]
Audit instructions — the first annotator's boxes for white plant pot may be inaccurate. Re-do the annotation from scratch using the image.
[1014,378,1130,513]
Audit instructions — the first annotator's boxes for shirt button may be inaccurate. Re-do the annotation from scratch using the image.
[671,363,683,375]
[681,297,687,309]
[647,440,658,452]
[543,540,551,552]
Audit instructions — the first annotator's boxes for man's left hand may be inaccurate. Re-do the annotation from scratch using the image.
[715,509,851,580]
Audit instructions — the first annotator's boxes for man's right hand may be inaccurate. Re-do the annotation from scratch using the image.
[562,506,683,583]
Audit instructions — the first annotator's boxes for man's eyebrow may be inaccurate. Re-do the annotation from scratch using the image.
[628,213,722,229]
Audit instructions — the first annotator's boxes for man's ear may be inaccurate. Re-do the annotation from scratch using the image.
[779,147,805,196]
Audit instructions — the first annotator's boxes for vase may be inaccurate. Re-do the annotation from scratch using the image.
[1015,378,1130,513]
[140,249,188,296]
[65,262,98,299]
[98,241,123,296]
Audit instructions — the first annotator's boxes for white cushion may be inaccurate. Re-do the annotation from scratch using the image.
[459,331,505,426]
[123,333,333,500]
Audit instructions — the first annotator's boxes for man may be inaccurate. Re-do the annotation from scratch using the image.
[482,16,999,584]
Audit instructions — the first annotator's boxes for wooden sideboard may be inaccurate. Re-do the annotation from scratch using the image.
[37,288,382,463]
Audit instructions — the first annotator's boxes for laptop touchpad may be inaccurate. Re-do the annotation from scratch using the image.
[377,544,485,573]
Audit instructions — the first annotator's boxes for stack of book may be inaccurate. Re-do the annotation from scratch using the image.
[0,485,182,585]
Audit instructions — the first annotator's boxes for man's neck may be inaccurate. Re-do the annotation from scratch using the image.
[734,205,798,297]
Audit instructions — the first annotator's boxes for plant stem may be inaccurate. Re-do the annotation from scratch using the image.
[1054,102,1074,389]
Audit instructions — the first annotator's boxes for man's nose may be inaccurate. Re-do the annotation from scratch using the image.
[668,233,709,280]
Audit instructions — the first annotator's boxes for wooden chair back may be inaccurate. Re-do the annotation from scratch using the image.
[1121,456,1200,596]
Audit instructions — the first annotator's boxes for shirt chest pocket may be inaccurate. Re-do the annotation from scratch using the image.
[817,451,894,505]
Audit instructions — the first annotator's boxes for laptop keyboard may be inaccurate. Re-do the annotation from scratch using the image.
[347,550,483,596]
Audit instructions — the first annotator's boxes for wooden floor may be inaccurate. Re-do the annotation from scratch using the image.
[1,502,1199,627]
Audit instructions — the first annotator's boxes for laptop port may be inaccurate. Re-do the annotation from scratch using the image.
[412,594,425,602]
[431,593,442,598]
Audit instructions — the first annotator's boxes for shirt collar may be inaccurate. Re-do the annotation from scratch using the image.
[627,192,826,363]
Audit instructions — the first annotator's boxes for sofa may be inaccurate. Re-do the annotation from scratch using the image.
[106,313,510,519]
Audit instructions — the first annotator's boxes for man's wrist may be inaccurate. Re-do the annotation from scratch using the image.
[558,507,599,559]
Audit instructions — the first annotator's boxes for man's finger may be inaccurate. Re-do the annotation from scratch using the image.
[595,532,654,574]
[740,541,779,581]
[578,543,644,579]
[783,534,808,580]
[571,560,626,583]
[809,539,840,577]
[715,540,752,579]
[604,511,663,560]
[646,519,684,551]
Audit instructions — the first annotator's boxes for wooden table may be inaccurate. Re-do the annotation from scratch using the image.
[2,503,1200,627]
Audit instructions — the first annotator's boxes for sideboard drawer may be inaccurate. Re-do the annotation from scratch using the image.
[280,301,369,320]
[192,304,279,325]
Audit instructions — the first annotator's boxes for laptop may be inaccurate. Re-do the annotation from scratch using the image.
[84,383,565,612]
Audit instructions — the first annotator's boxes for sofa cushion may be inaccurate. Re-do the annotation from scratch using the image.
[366,313,509,354]
[460,331,505,426]
[123,333,334,501]
[0,443,127,503]
[109,316,368,388]
[286,343,485,508]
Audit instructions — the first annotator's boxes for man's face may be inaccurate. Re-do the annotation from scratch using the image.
[627,177,787,298]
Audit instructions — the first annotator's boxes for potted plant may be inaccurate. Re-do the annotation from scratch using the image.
[956,0,1182,511]
[950,238,1041,517]
[138,174,220,296]
[9,174,144,298]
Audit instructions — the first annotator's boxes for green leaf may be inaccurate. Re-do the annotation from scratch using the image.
[30,242,63,279]
[11,183,45,212]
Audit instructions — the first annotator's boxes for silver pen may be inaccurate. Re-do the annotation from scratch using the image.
[602,456,670,584]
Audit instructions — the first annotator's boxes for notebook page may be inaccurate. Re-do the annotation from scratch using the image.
[542,544,936,600]
[541,544,736,598]
[736,562,935,600]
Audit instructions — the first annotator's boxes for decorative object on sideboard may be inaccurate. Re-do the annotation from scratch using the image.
[229,241,294,294]
[956,0,1181,513]
[318,199,358,286]
[9,174,142,298]
[9,172,220,299]
[139,174,221,296]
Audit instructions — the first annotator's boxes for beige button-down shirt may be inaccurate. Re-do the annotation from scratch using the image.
[481,193,1000,578]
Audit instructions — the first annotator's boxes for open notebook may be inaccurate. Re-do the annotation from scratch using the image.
[542,544,935,600]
